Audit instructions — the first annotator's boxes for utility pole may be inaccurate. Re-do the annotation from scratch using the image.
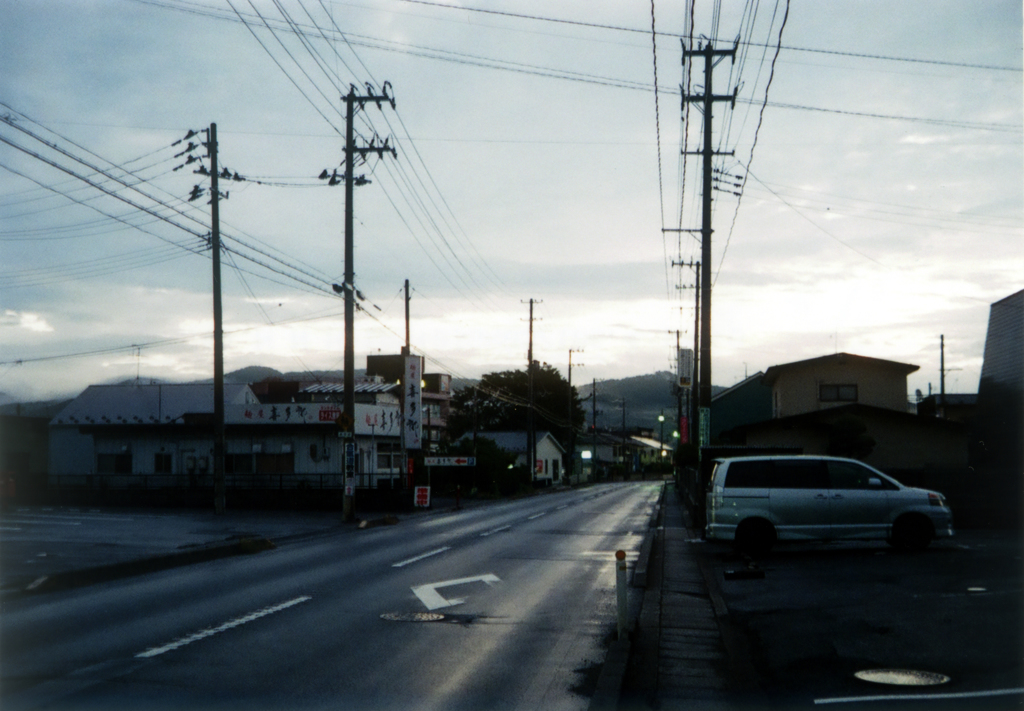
[340,83,396,522]
[592,378,598,482]
[683,41,736,447]
[940,334,946,412]
[674,259,701,446]
[403,279,411,356]
[937,335,962,419]
[208,123,226,515]
[567,348,583,486]
[621,398,628,479]
[401,279,410,492]
[523,299,541,486]
[180,124,227,514]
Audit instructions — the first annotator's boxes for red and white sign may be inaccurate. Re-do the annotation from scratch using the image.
[414,486,431,508]
[319,407,341,422]
[423,457,476,467]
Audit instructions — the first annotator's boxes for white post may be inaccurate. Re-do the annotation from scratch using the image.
[616,550,627,640]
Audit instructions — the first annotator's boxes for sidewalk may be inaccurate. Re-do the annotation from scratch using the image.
[617,482,758,710]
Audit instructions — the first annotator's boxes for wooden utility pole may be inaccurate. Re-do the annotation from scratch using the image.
[683,41,736,446]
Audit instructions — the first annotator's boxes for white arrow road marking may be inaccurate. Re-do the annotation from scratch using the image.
[392,547,451,568]
[411,574,501,611]
[136,596,312,658]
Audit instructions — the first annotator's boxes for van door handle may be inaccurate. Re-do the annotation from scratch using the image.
[832,493,844,500]
[815,493,828,500]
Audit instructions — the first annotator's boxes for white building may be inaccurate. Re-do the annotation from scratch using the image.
[49,382,407,495]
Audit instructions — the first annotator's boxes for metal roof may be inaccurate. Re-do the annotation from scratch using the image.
[51,383,257,426]
[302,382,398,395]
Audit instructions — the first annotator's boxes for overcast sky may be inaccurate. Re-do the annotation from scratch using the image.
[1,0,1021,407]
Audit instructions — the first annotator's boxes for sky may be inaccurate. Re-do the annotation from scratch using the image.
[1,0,1021,407]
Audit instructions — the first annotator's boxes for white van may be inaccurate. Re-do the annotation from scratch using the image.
[705,455,954,555]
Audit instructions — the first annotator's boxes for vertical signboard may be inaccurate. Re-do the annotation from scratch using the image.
[344,441,356,495]
[404,355,423,450]
[414,486,431,508]
[678,348,694,389]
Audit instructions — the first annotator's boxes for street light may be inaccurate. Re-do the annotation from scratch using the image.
[658,412,666,461]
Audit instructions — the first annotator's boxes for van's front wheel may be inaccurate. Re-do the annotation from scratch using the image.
[735,518,776,557]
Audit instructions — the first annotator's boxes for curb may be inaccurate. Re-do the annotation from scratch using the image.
[588,480,665,710]
[12,537,275,597]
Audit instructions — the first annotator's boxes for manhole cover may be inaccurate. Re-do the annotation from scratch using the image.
[380,612,445,623]
[854,669,950,686]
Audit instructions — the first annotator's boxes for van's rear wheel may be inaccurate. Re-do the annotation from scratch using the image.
[890,515,933,551]
[735,518,776,557]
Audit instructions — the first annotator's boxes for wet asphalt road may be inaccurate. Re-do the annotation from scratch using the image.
[1,483,660,711]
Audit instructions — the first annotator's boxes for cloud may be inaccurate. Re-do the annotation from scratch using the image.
[1,310,53,333]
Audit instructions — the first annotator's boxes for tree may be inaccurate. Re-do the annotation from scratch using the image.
[448,364,586,449]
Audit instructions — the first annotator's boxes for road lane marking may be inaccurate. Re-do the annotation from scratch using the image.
[814,687,1024,705]
[392,547,451,568]
[3,519,82,526]
[527,512,546,520]
[480,525,511,537]
[136,596,312,659]
[412,574,500,611]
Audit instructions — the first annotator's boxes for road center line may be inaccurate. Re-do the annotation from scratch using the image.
[527,512,546,520]
[136,596,311,659]
[392,547,451,568]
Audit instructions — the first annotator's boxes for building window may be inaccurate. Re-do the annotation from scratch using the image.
[819,384,858,403]
[226,454,253,474]
[256,453,295,475]
[154,453,173,474]
[97,453,132,474]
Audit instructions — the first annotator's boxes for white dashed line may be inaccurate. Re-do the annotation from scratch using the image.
[136,596,312,659]
[814,687,1024,705]
[392,547,451,568]
[480,525,511,537]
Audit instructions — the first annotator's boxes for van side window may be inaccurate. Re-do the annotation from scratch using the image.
[828,461,897,490]
[723,460,771,488]
[771,460,828,489]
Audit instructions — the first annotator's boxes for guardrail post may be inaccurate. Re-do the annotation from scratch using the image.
[616,549,627,640]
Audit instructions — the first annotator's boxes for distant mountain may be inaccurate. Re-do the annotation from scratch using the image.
[198,367,354,384]
[2,368,723,426]
[450,371,726,431]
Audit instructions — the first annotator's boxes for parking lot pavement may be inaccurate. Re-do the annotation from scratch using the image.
[697,530,1024,709]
